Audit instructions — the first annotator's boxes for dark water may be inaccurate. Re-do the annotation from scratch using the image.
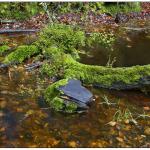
[0,23,150,148]
[80,20,150,67]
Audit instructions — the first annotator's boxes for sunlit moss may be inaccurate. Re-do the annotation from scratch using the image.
[4,45,39,64]
[42,52,150,89]
[44,79,69,101]
[51,97,65,111]
[0,45,10,56]
[63,55,150,88]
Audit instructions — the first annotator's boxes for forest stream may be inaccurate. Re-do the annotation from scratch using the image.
[0,19,150,148]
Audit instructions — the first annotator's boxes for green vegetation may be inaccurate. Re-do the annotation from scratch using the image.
[44,79,78,113]
[0,2,141,20]
[0,2,42,20]
[103,2,141,15]
[39,2,141,18]
[0,45,10,55]
[112,108,134,122]
[106,108,138,125]
[99,95,116,106]
[4,45,39,63]
[87,32,116,49]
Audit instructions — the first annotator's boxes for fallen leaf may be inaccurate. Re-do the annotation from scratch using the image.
[124,119,129,124]
[0,112,4,117]
[107,121,117,127]
[127,45,132,48]
[144,127,150,135]
[0,127,5,132]
[68,141,77,147]
[143,107,150,111]
[116,137,124,142]
[0,101,7,108]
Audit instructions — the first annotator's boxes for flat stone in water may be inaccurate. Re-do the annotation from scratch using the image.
[58,79,93,104]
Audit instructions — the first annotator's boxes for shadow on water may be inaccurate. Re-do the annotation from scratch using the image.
[0,22,150,148]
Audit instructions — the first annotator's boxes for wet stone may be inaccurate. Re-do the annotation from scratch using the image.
[58,79,93,107]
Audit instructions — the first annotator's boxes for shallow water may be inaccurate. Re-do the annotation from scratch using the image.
[0,23,150,148]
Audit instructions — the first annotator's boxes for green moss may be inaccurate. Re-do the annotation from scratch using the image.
[4,45,39,64]
[51,97,65,111]
[103,2,141,15]
[0,45,10,55]
[44,79,78,112]
[62,55,150,87]
[36,24,86,58]
[65,101,78,113]
[87,32,116,48]
[44,79,69,101]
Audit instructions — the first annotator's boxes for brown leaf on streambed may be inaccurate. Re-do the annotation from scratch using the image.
[118,131,125,138]
[124,119,130,124]
[16,108,24,112]
[89,140,108,148]
[44,123,49,128]
[0,127,5,132]
[116,137,124,142]
[35,120,41,125]
[48,138,60,147]
[127,45,132,48]
[94,95,99,99]
[107,121,117,127]
[143,106,150,111]
[25,110,34,117]
[0,101,7,108]
[0,111,4,117]
[123,125,132,131]
[144,127,150,135]
[68,141,77,148]
[29,145,37,148]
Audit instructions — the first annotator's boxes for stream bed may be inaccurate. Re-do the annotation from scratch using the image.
[0,20,150,148]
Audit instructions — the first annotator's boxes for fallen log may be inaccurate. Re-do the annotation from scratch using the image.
[0,20,16,24]
[3,24,150,113]
[0,29,39,34]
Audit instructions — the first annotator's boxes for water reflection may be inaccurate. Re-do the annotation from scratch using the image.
[81,20,150,67]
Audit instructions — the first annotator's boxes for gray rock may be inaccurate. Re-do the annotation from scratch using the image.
[58,79,93,105]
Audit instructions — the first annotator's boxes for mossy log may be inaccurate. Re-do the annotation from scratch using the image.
[43,54,150,90]
[2,24,150,91]
[2,24,150,112]
[43,53,150,112]
[3,24,150,91]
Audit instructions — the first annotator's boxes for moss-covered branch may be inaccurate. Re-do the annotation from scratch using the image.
[2,24,150,112]
[4,45,39,63]
[0,45,10,55]
[43,54,150,90]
